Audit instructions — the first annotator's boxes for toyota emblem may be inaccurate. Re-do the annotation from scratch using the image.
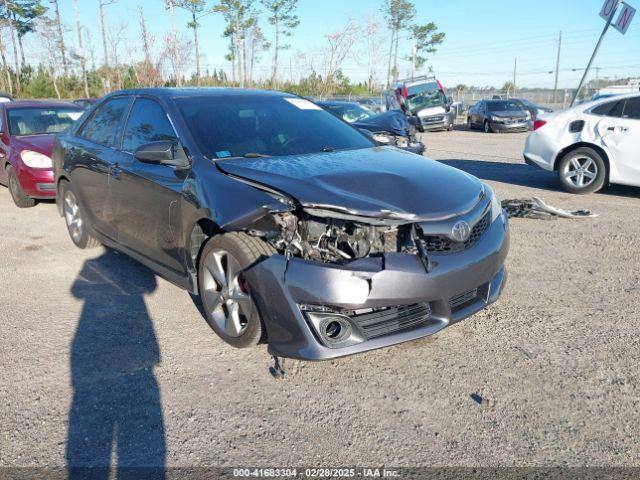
[451,221,471,242]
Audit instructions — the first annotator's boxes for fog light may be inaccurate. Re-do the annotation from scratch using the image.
[303,310,365,348]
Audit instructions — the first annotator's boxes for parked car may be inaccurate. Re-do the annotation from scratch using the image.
[390,76,456,131]
[0,92,13,102]
[467,99,531,133]
[524,94,640,194]
[511,98,553,120]
[73,98,99,109]
[317,100,425,155]
[0,100,84,207]
[54,88,509,360]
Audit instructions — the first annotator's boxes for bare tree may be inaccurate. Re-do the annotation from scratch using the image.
[321,19,359,95]
[98,0,115,92]
[73,0,89,96]
[165,0,182,87]
[175,0,211,85]
[162,32,192,86]
[362,16,384,92]
[35,17,63,98]
[382,0,415,87]
[107,20,128,90]
[137,6,162,87]
[50,0,67,76]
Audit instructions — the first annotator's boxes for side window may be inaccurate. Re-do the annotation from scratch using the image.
[622,97,640,120]
[591,100,624,117]
[78,97,130,147]
[122,98,177,152]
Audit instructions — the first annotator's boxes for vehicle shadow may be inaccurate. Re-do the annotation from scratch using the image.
[439,159,561,191]
[66,248,165,480]
[440,158,640,198]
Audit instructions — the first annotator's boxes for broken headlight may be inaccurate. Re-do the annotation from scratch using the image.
[489,187,503,222]
[372,132,395,145]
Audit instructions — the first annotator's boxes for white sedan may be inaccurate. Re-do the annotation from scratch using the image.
[524,94,640,194]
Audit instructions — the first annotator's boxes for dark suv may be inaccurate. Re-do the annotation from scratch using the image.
[54,88,509,360]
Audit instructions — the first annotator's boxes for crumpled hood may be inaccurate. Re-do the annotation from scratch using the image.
[217,147,484,221]
[11,135,55,156]
[418,106,446,117]
[352,110,411,137]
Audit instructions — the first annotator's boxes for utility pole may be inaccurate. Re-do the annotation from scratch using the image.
[553,31,562,103]
[571,0,620,106]
[513,57,517,96]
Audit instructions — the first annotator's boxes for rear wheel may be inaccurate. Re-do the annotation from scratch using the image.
[558,147,606,194]
[6,165,36,208]
[60,181,101,248]
[197,232,276,348]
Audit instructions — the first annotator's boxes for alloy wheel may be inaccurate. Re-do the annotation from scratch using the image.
[562,155,598,189]
[64,190,83,243]
[201,249,254,338]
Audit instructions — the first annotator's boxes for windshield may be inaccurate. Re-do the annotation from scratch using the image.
[406,90,446,112]
[487,101,523,112]
[323,103,375,123]
[176,95,374,159]
[8,107,83,136]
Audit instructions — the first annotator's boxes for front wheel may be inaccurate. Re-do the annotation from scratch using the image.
[6,165,36,208]
[197,232,276,348]
[558,147,606,194]
[60,181,101,248]
[484,121,493,134]
[466,117,472,130]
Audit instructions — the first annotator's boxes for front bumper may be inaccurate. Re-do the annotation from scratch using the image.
[17,165,55,198]
[490,121,531,133]
[246,213,509,360]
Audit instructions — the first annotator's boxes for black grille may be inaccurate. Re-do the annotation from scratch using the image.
[347,303,432,339]
[423,212,491,254]
[449,288,479,311]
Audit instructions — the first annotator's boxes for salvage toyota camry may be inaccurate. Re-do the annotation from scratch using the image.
[53,88,509,360]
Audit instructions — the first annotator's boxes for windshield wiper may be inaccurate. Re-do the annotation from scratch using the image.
[242,152,271,158]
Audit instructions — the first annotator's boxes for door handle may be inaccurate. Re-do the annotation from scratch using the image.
[607,126,629,132]
[109,163,122,179]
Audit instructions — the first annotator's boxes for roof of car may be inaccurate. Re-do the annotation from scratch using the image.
[4,100,81,109]
[105,87,295,99]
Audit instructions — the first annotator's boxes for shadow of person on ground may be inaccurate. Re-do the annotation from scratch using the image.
[66,249,165,480]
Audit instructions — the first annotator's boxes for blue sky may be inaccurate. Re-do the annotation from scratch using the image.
[35,0,640,88]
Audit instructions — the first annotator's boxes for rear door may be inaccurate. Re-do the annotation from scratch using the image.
[596,97,640,186]
[113,96,187,275]
[69,96,132,240]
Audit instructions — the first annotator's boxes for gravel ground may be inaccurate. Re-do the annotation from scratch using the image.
[1,128,639,470]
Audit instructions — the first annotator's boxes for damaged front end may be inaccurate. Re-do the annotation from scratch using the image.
[233,181,509,360]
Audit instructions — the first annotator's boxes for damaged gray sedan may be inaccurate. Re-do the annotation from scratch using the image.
[54,88,509,360]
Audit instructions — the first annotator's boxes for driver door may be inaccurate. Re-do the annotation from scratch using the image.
[596,97,640,185]
[113,97,187,275]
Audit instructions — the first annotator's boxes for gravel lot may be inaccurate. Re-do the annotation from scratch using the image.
[1,127,639,470]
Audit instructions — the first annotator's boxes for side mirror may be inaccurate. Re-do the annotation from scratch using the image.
[134,140,190,168]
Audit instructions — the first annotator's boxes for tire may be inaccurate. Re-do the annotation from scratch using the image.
[467,117,472,130]
[6,165,36,208]
[60,181,101,248]
[197,232,276,348]
[557,147,606,194]
[484,121,493,134]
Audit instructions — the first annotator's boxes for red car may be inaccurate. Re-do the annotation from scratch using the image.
[0,100,84,207]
